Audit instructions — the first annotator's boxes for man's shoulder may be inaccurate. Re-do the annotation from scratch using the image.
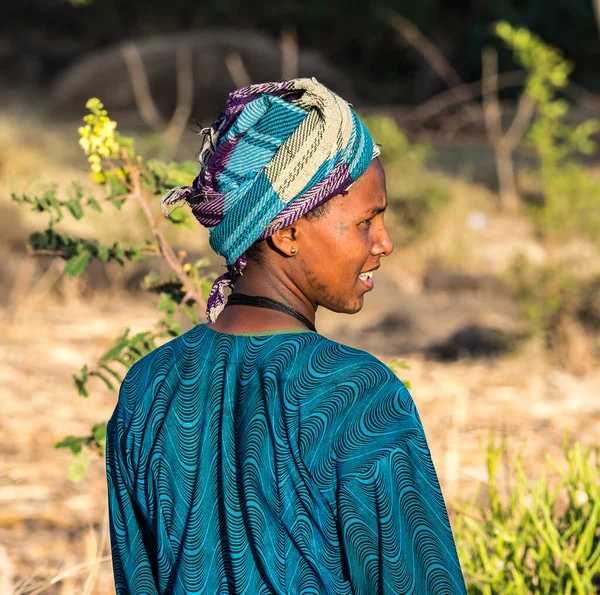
[293,333,398,377]
[122,324,207,382]
[116,329,192,410]
[292,336,423,489]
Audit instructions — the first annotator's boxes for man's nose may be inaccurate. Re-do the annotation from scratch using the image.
[376,225,394,257]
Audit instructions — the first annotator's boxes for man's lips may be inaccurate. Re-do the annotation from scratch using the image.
[358,265,379,289]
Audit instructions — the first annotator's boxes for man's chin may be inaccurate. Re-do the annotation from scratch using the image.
[338,297,365,315]
[319,289,365,315]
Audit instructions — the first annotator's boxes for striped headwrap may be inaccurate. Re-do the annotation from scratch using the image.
[161,77,380,322]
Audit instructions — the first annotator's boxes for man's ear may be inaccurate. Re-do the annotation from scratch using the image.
[268,223,301,257]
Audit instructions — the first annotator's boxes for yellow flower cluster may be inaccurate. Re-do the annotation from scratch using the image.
[78,98,120,173]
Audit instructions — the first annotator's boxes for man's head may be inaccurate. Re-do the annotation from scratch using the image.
[160,77,387,321]
[244,158,393,314]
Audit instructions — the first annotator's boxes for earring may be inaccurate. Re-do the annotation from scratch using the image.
[290,247,297,255]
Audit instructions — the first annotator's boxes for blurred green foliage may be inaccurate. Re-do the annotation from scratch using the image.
[385,358,412,390]
[496,21,600,248]
[502,254,583,344]
[453,435,600,594]
[530,164,600,247]
[362,114,429,169]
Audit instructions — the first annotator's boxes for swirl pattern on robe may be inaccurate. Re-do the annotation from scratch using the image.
[106,325,467,594]
[159,78,380,322]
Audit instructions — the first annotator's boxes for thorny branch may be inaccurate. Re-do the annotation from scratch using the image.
[122,150,204,307]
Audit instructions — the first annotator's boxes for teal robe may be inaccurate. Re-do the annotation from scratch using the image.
[106,324,467,594]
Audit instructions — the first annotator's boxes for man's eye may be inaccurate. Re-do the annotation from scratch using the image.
[360,219,372,227]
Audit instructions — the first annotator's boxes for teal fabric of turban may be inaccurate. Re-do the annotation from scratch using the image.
[160,77,380,322]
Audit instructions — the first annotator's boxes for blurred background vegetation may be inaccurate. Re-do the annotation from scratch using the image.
[5,0,600,103]
[1,1,600,593]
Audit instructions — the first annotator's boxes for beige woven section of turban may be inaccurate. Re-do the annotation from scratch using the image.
[264,78,354,204]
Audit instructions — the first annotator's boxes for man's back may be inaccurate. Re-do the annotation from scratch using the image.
[106,324,466,594]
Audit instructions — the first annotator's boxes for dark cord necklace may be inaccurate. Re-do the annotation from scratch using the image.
[224,293,317,333]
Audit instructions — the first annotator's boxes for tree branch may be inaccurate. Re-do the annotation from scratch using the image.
[122,43,166,131]
[29,246,159,258]
[482,47,503,144]
[481,46,522,211]
[500,93,536,151]
[408,71,526,124]
[122,151,204,307]
[384,10,470,104]
[164,40,194,149]
[225,53,251,89]
[280,28,299,80]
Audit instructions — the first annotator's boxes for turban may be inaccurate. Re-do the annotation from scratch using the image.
[160,77,380,322]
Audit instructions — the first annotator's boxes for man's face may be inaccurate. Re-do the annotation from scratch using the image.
[295,159,394,313]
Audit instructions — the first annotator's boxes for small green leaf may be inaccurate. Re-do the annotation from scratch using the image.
[65,200,84,220]
[54,435,89,454]
[100,363,122,383]
[96,245,110,262]
[92,423,107,455]
[88,197,102,212]
[388,358,410,370]
[74,365,90,397]
[67,450,91,482]
[168,207,196,230]
[92,423,107,444]
[129,331,153,344]
[101,340,129,364]
[64,250,91,276]
[158,293,178,315]
[90,370,115,391]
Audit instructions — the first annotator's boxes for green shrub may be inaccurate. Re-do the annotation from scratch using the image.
[496,22,600,248]
[501,254,583,344]
[526,164,600,248]
[453,434,600,594]
[361,114,429,170]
